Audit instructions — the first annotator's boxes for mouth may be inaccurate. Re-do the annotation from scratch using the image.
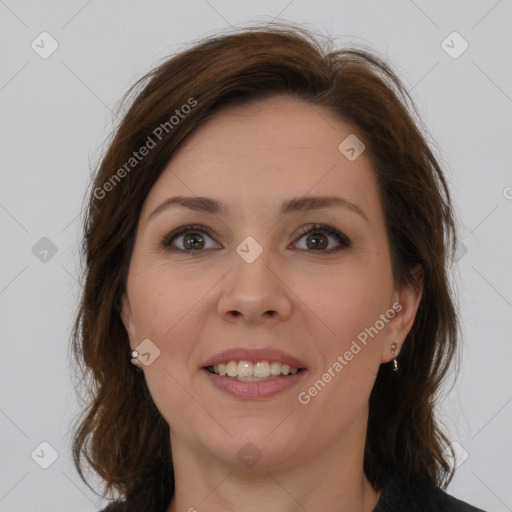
[200,347,308,399]
[204,360,305,381]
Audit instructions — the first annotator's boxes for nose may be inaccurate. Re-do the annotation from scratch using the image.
[217,247,293,326]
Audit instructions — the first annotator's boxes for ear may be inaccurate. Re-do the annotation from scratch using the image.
[381,265,423,363]
[121,293,138,345]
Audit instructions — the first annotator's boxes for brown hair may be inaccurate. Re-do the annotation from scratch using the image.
[72,23,459,509]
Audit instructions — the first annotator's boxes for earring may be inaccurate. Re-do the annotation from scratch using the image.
[130,350,142,372]
[390,341,399,372]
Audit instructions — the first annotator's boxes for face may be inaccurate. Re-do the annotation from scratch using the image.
[122,95,421,471]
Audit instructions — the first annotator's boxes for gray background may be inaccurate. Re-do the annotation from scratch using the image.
[0,1,511,511]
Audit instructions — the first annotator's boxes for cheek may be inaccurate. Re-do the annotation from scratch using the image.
[128,268,212,425]
[128,264,217,366]
[303,262,392,342]
[129,262,193,332]
[297,279,386,427]
[297,261,392,407]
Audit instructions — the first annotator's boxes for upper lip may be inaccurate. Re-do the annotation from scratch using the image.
[202,347,307,369]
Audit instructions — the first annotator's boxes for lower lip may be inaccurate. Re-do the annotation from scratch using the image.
[201,368,307,399]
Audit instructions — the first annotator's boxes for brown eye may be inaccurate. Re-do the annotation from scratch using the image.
[162,225,221,252]
[161,223,350,255]
[182,232,205,250]
[305,232,328,250]
[292,224,351,253]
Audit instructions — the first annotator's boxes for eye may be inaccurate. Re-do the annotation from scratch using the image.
[161,224,221,252]
[291,223,351,253]
[161,223,351,254]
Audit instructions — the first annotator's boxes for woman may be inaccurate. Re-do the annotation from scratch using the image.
[71,24,486,512]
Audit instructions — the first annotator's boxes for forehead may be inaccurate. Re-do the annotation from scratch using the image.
[174,95,358,163]
[141,95,381,222]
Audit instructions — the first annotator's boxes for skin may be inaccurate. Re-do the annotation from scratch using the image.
[121,95,423,512]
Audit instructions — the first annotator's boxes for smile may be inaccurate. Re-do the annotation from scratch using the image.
[206,360,302,380]
[201,347,308,399]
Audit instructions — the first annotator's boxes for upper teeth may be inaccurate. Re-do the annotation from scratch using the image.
[211,361,299,378]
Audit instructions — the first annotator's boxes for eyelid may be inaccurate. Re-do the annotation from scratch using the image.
[161,223,220,250]
[290,223,351,251]
[161,223,351,253]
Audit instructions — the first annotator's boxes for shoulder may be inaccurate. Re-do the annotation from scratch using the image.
[374,475,487,512]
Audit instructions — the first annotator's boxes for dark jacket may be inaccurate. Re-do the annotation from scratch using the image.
[100,473,486,512]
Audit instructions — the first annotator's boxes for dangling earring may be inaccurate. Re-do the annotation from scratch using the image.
[390,341,399,372]
[130,350,142,372]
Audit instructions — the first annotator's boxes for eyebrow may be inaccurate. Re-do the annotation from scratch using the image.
[148,195,369,223]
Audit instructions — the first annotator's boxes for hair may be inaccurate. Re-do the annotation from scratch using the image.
[71,22,460,511]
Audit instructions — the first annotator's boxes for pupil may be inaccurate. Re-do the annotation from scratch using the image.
[184,233,204,250]
[307,233,327,250]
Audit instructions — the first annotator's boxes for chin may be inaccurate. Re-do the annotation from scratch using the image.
[205,426,302,470]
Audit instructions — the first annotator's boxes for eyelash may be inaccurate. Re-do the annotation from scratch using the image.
[161,223,351,254]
